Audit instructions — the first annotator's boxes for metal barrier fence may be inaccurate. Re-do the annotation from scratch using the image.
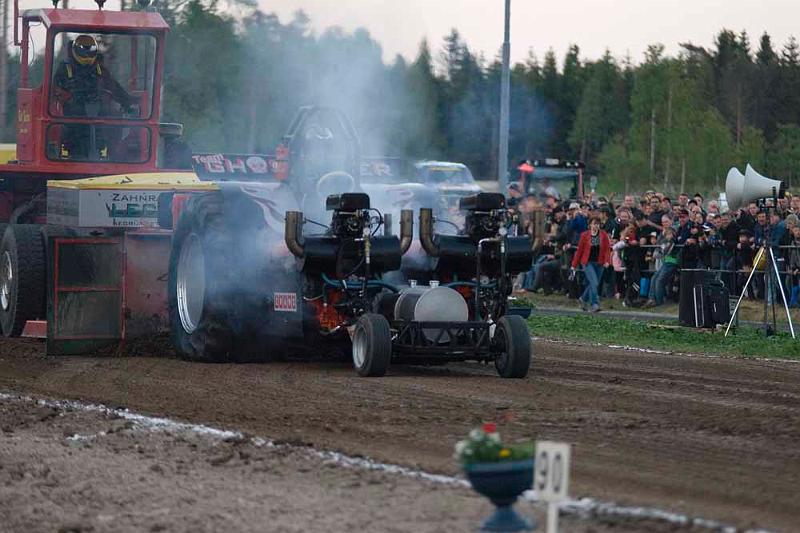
[530,243,800,300]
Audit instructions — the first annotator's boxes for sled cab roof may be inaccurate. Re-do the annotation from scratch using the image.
[23,8,169,33]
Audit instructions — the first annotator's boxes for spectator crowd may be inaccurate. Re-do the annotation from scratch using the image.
[507,185,800,312]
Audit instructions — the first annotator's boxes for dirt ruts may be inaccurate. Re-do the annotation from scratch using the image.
[0,337,798,531]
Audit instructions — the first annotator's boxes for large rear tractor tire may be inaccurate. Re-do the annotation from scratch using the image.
[168,194,235,362]
[494,315,532,379]
[351,313,392,377]
[0,224,46,337]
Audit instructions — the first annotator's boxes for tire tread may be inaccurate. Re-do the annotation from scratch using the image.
[169,194,234,363]
[355,313,392,377]
[0,224,46,337]
[495,315,532,379]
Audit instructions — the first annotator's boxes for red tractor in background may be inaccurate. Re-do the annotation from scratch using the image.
[0,0,191,338]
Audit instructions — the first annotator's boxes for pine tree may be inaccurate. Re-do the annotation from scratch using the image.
[568,50,627,163]
[768,124,800,188]
[754,32,779,141]
[777,36,800,126]
[557,45,583,156]
[782,36,799,65]
[405,40,445,157]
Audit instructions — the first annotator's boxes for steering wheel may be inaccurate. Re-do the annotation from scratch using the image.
[66,88,138,117]
[316,171,357,199]
[67,87,112,104]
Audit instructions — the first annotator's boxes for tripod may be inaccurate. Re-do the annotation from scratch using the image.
[725,204,796,339]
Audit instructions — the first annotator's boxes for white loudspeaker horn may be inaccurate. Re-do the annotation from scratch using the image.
[725,164,785,211]
[725,167,745,211]
[744,164,785,202]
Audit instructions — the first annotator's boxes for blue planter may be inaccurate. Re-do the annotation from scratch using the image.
[507,307,533,319]
[464,459,535,532]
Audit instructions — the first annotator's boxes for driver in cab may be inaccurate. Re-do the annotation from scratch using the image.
[53,35,137,117]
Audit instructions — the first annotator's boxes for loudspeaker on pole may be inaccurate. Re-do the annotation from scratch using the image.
[725,164,785,211]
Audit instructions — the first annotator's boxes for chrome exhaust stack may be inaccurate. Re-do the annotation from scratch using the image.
[284,211,305,258]
[399,209,413,255]
[418,208,438,257]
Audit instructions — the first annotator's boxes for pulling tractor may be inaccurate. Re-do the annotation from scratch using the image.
[281,191,533,377]
[0,2,534,377]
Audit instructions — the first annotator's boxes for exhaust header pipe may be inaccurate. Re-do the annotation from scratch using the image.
[400,209,413,255]
[419,208,438,257]
[285,211,305,258]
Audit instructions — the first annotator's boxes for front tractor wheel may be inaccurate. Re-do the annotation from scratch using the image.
[494,315,532,379]
[352,313,392,377]
[0,225,45,337]
[168,194,234,362]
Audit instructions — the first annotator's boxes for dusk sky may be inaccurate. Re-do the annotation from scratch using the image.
[20,0,800,65]
[259,0,800,65]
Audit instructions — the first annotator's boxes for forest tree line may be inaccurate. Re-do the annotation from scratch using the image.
[6,0,800,194]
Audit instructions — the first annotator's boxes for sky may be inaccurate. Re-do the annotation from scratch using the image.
[257,0,800,66]
[17,0,800,66]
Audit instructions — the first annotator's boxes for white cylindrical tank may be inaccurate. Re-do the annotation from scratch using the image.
[394,286,469,342]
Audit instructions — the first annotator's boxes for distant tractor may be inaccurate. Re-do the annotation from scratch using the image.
[517,159,587,201]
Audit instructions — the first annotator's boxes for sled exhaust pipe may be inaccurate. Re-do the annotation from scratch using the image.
[285,211,305,258]
[419,208,438,257]
[399,209,413,255]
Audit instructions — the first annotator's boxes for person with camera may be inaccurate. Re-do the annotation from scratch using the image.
[681,223,706,269]
[735,229,758,299]
[526,232,561,294]
[702,214,723,269]
[645,208,693,307]
[738,202,760,233]
[523,202,562,294]
[617,219,646,306]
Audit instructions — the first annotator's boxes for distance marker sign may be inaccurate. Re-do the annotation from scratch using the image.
[535,441,572,533]
[535,441,571,501]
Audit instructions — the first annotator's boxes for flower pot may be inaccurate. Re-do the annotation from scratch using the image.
[464,459,535,532]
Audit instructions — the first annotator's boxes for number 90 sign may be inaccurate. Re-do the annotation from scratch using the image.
[535,441,571,502]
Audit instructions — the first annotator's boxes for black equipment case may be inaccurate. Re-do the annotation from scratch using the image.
[679,270,730,328]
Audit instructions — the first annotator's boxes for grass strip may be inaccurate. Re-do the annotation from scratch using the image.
[528,314,800,361]
[518,292,800,324]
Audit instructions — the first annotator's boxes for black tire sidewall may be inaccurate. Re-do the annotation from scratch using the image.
[0,226,17,337]
[168,195,233,363]
[354,313,392,377]
[0,224,46,337]
[495,315,532,379]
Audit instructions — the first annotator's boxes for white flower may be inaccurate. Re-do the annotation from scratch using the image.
[488,432,501,443]
[469,429,483,440]
[455,440,468,456]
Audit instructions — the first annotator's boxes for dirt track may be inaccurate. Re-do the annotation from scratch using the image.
[1,337,799,531]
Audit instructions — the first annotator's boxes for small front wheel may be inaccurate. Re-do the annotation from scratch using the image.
[351,313,392,377]
[494,315,532,379]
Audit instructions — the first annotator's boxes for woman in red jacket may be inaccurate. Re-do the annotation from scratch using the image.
[571,216,612,312]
